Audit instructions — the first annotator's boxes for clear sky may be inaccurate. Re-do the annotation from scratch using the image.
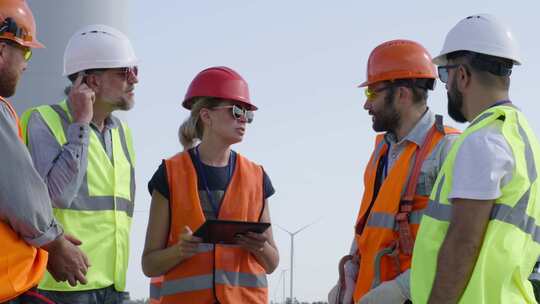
[120,1,540,301]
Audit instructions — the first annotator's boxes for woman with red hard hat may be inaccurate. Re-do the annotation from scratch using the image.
[142,66,279,304]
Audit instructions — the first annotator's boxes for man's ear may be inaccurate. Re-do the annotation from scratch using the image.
[397,86,412,105]
[456,65,471,91]
[85,73,100,91]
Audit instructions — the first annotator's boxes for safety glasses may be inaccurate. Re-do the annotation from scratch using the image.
[20,45,31,62]
[364,85,393,101]
[214,105,254,123]
[437,64,460,84]
[1,40,32,62]
[113,66,138,81]
[86,66,138,82]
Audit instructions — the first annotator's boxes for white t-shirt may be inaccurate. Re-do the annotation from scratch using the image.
[448,120,515,200]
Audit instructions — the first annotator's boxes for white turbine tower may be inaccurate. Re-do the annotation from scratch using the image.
[278,219,319,303]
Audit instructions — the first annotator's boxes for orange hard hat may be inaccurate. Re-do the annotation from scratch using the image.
[0,0,43,48]
[183,66,257,110]
[359,39,435,87]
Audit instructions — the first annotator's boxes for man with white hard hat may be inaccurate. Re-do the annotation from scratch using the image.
[20,24,138,303]
[411,14,540,304]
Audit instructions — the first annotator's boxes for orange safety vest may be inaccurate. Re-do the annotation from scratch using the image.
[0,97,48,302]
[353,116,459,301]
[160,151,268,304]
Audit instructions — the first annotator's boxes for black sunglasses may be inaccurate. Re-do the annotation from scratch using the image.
[437,64,460,84]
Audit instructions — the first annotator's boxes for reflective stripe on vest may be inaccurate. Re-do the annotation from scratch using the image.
[161,270,267,296]
[0,98,48,302]
[162,151,267,304]
[412,106,540,304]
[353,118,459,302]
[20,100,135,292]
[149,276,163,304]
[366,209,425,229]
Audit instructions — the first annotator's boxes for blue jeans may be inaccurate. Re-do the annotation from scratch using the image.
[37,285,126,304]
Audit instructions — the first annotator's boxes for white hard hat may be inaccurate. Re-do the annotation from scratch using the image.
[63,24,138,76]
[433,14,521,66]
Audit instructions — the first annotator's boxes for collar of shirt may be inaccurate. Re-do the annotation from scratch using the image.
[384,108,435,147]
[90,115,118,132]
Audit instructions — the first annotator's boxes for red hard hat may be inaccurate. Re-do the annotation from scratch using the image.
[359,39,435,87]
[182,66,257,110]
[0,0,44,48]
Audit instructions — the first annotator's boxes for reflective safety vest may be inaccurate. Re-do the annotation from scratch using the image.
[411,106,540,303]
[19,100,136,292]
[0,97,48,302]
[353,116,459,301]
[160,151,267,304]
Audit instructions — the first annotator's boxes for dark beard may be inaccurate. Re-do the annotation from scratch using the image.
[373,89,400,132]
[447,78,467,123]
[0,68,19,98]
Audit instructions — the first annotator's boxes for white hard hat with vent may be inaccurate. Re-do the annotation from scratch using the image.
[63,24,138,76]
[433,14,521,66]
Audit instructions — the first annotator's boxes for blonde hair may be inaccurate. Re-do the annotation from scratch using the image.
[178,97,221,150]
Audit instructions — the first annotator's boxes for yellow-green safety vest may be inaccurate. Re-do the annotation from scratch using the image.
[20,100,135,292]
[411,105,540,303]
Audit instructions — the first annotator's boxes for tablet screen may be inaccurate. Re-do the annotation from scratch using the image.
[193,219,271,244]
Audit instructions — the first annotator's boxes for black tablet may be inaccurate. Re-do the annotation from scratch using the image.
[193,219,271,244]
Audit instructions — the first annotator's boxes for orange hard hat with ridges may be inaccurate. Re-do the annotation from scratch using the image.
[183,66,257,111]
[359,39,435,87]
[0,0,43,48]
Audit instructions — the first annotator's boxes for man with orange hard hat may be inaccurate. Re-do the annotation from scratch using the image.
[0,0,89,303]
[329,39,459,304]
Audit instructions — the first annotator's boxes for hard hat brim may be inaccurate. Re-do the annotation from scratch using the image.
[24,39,44,49]
[432,50,522,66]
[357,80,369,88]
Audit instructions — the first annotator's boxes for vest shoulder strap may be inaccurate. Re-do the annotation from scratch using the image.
[397,115,458,255]
[22,103,68,146]
[404,115,461,198]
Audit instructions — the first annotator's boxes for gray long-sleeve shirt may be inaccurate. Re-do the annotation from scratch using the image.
[0,100,62,247]
[26,105,116,208]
